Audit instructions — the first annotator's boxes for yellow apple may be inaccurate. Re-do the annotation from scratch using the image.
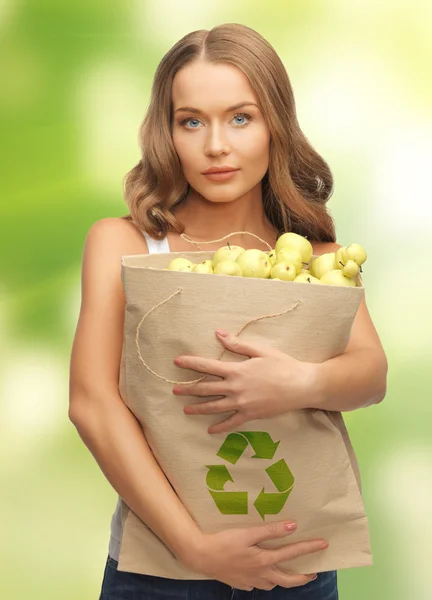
[212,244,245,267]
[192,260,214,274]
[270,261,297,281]
[214,260,243,276]
[346,243,367,266]
[342,259,360,278]
[276,248,303,274]
[320,270,357,287]
[275,232,313,263]
[236,249,272,278]
[167,258,194,272]
[294,272,322,284]
[335,247,348,270]
[309,253,337,279]
[266,248,277,266]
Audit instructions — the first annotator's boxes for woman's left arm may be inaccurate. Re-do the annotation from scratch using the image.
[308,294,388,412]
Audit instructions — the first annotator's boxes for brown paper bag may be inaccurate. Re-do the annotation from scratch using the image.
[117,244,372,579]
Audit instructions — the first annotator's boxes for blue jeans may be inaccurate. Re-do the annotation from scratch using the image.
[99,555,338,599]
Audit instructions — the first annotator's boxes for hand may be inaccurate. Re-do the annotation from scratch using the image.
[183,520,329,591]
[173,330,318,434]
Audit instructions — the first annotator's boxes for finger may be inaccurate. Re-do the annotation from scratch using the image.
[208,411,245,434]
[267,568,318,589]
[173,381,227,397]
[175,355,232,378]
[265,539,328,565]
[245,521,298,545]
[216,330,278,359]
[185,399,236,415]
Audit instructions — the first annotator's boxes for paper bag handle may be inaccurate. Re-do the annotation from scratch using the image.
[135,288,301,385]
[180,230,273,251]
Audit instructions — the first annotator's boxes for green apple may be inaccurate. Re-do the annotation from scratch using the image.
[214,260,243,276]
[342,259,360,278]
[294,272,322,284]
[192,260,214,274]
[276,248,303,274]
[167,257,194,272]
[320,270,357,287]
[275,232,313,263]
[309,252,337,279]
[270,261,297,281]
[235,249,272,278]
[346,243,367,266]
[212,244,245,267]
[335,247,349,269]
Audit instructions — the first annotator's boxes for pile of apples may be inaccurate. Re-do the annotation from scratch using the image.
[165,232,367,287]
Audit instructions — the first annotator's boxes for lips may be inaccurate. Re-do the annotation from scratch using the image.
[203,167,239,174]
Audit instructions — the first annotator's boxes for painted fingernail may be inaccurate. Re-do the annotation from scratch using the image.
[284,522,297,531]
[216,329,229,337]
[320,542,329,550]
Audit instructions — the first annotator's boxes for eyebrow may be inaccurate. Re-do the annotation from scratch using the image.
[174,102,260,114]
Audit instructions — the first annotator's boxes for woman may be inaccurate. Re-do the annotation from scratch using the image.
[69,23,388,599]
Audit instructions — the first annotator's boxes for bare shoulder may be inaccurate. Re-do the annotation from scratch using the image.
[69,217,149,408]
[84,216,149,254]
[311,241,342,257]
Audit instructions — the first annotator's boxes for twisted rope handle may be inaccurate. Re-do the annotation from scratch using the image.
[135,288,301,385]
[180,231,273,251]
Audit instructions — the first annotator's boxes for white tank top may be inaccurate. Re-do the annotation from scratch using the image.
[108,230,170,560]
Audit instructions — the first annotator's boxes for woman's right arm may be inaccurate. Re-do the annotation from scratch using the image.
[68,218,204,563]
[68,218,328,591]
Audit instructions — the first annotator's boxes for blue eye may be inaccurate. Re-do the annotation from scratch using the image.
[180,112,252,129]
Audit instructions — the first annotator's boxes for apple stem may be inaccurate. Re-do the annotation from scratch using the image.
[339,261,345,267]
[227,242,231,250]
[360,265,363,273]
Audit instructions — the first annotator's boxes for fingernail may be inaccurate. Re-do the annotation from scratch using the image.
[284,522,297,531]
[309,574,318,581]
[320,542,329,550]
[216,329,229,337]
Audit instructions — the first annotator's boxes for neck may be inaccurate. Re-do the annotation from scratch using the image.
[173,185,278,248]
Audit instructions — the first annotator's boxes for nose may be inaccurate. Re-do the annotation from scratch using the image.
[204,123,230,156]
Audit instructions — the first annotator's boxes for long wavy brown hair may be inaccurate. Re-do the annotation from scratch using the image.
[121,23,336,243]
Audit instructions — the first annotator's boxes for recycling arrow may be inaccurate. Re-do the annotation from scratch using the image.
[206,465,233,490]
[266,459,294,492]
[216,431,280,465]
[254,489,292,520]
[209,490,248,515]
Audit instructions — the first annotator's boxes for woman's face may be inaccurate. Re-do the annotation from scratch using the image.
[171,60,270,203]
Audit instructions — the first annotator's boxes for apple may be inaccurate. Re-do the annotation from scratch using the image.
[212,244,245,267]
[346,243,367,266]
[342,259,360,278]
[294,272,322,284]
[236,249,272,278]
[270,261,297,281]
[309,253,337,279]
[214,260,243,276]
[192,260,214,274]
[320,270,357,287]
[266,248,277,266]
[276,248,303,274]
[335,247,349,269]
[167,258,194,272]
[275,232,313,263]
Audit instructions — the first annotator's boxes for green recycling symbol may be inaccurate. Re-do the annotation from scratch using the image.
[206,431,295,520]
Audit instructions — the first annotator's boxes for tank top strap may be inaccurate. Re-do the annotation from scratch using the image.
[142,231,170,254]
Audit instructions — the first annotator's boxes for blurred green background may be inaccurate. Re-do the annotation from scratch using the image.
[1,1,431,598]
